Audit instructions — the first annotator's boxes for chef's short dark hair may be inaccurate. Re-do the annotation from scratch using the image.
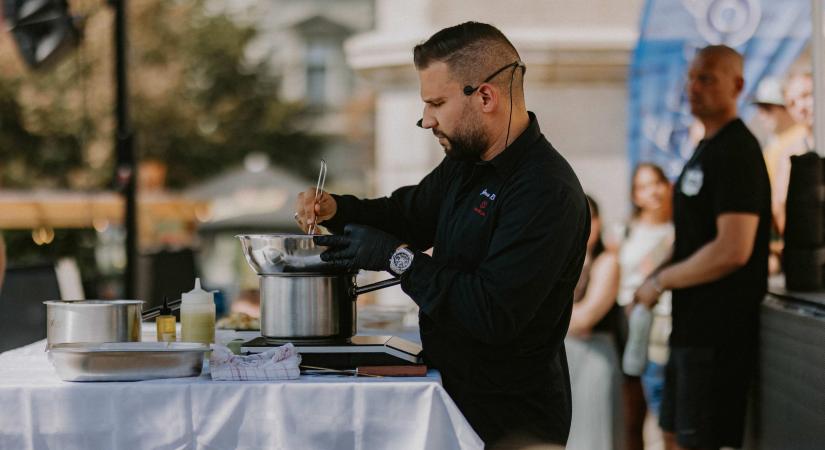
[413,22,523,92]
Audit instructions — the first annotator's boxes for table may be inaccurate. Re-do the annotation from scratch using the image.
[0,337,482,450]
[742,280,825,450]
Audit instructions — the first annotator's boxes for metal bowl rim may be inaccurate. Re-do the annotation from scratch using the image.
[49,342,209,353]
[257,272,355,277]
[235,233,318,239]
[43,300,145,306]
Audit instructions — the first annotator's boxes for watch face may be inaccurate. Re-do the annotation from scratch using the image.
[391,249,413,273]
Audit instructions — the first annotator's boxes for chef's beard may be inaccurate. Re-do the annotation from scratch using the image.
[437,108,489,162]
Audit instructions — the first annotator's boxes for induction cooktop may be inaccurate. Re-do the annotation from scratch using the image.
[240,335,423,369]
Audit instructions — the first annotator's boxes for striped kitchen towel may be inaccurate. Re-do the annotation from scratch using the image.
[210,343,301,381]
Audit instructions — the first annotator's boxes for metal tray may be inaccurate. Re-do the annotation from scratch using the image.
[48,342,209,382]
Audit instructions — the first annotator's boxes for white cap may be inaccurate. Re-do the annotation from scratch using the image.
[181,278,214,304]
[752,77,786,106]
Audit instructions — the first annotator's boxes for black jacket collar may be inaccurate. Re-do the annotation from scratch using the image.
[478,111,542,179]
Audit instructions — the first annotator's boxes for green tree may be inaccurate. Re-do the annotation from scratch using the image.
[0,0,323,189]
[131,0,324,187]
[0,0,323,297]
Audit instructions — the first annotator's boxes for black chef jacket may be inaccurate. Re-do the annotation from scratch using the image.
[671,118,770,348]
[325,112,589,445]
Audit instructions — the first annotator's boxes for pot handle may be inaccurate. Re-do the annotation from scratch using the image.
[141,299,182,321]
[350,277,402,297]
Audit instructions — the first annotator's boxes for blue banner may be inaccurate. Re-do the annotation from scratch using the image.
[628,0,811,179]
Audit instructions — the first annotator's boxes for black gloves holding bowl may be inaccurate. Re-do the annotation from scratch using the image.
[314,224,403,273]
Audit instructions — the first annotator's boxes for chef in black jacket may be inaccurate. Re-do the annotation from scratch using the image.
[294,21,589,447]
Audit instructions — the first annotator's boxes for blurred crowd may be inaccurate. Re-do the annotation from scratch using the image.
[566,61,812,450]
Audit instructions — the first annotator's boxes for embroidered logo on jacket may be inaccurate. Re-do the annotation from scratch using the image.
[480,188,497,200]
[474,188,496,217]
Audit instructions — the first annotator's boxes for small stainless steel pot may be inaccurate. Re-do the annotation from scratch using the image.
[43,300,144,347]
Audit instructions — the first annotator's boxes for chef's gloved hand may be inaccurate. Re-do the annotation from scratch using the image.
[313,224,402,273]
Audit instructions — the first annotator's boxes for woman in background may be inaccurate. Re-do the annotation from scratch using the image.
[618,163,674,450]
[565,195,624,450]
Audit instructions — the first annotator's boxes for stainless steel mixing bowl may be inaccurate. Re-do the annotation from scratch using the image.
[236,234,340,275]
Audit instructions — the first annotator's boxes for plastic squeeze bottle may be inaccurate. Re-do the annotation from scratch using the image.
[622,304,653,376]
[180,278,215,344]
[156,296,177,342]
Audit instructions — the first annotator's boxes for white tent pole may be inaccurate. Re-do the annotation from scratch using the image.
[813,0,825,154]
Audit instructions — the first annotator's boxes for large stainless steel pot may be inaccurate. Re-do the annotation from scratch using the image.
[259,274,402,342]
[43,300,144,347]
[237,234,401,342]
[259,275,352,341]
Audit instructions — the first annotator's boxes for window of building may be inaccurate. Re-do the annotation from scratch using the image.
[306,40,332,106]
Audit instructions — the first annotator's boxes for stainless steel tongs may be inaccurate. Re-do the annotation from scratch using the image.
[307,159,327,235]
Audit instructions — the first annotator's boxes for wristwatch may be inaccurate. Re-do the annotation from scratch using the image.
[389,247,415,276]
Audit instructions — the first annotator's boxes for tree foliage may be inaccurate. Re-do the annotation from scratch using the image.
[0,0,323,189]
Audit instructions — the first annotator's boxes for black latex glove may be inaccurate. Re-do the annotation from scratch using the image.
[313,224,403,273]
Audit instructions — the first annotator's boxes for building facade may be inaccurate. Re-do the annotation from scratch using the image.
[224,0,377,195]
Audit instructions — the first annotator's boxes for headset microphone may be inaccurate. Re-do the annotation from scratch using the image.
[462,60,525,96]
[416,118,423,128]
[462,60,526,147]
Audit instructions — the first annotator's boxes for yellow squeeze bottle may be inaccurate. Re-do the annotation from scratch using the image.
[180,278,215,344]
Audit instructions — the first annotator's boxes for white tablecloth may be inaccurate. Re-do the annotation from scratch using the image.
[0,339,482,450]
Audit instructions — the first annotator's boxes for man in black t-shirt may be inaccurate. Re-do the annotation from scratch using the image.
[634,46,770,450]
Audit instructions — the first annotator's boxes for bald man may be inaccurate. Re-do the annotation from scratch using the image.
[634,45,770,450]
[295,22,589,446]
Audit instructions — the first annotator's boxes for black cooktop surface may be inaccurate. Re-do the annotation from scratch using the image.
[240,335,423,369]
